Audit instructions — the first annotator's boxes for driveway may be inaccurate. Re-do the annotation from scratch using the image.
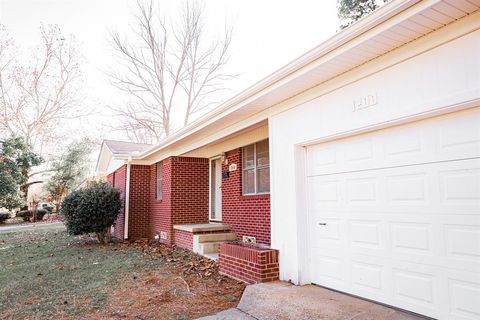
[0,221,64,234]
[199,281,428,320]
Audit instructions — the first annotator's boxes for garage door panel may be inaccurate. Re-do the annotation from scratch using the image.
[308,178,341,204]
[311,254,349,290]
[309,159,480,214]
[391,267,438,314]
[306,108,480,319]
[437,110,480,153]
[306,107,480,177]
[444,223,480,273]
[386,171,431,205]
[312,253,444,317]
[349,219,383,249]
[310,209,478,270]
[383,125,423,157]
[439,166,480,207]
[447,273,480,320]
[445,224,480,260]
[346,177,380,204]
[350,260,386,295]
[310,218,343,243]
[390,222,432,255]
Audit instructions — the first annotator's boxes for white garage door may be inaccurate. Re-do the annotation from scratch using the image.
[306,107,480,320]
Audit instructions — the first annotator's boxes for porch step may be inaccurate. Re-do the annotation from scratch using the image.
[193,232,237,256]
[173,223,230,233]
[199,241,223,254]
[197,232,237,243]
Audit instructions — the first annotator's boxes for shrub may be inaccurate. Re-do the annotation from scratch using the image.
[0,213,10,224]
[16,209,48,222]
[61,181,121,244]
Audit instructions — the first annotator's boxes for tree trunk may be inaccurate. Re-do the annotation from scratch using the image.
[96,228,111,244]
[96,231,106,244]
[32,207,37,222]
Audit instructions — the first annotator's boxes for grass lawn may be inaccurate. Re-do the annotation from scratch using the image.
[0,224,245,319]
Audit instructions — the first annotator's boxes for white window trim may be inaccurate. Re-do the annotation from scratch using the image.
[242,140,270,196]
[156,161,163,200]
[209,155,222,222]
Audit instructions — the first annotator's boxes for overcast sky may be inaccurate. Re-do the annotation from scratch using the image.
[0,0,339,142]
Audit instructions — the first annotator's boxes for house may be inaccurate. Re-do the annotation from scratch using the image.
[95,0,480,319]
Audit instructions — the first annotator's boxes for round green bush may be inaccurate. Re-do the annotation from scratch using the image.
[61,181,121,243]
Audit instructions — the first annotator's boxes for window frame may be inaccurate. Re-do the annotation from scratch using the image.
[242,139,270,196]
[156,161,163,201]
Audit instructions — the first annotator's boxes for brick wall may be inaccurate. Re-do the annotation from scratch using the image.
[150,158,173,243]
[173,229,194,250]
[112,165,127,240]
[150,156,209,244]
[219,243,279,284]
[106,173,114,185]
[128,165,151,239]
[222,148,271,244]
[171,157,209,225]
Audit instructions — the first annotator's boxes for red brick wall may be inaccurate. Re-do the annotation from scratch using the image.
[173,229,194,250]
[128,165,151,239]
[150,158,173,243]
[171,157,209,225]
[112,165,127,240]
[222,148,271,244]
[107,156,208,242]
[219,243,279,284]
[149,157,209,244]
[106,173,114,185]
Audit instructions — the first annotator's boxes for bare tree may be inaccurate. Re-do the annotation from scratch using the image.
[108,0,235,143]
[0,24,84,156]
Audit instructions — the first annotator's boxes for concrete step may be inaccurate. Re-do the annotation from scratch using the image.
[199,241,223,254]
[173,223,230,233]
[202,253,219,261]
[197,232,237,243]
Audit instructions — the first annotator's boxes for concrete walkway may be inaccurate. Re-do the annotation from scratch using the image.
[0,221,64,234]
[199,281,426,320]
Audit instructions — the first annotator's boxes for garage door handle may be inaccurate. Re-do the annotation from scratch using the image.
[318,223,327,226]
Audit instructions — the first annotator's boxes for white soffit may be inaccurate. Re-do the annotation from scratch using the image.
[251,0,480,108]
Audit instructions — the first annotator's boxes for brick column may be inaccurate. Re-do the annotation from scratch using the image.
[128,165,151,239]
[219,243,279,284]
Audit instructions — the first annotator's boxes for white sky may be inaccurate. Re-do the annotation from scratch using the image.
[0,0,339,142]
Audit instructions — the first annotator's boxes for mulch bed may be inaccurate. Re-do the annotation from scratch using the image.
[84,239,247,320]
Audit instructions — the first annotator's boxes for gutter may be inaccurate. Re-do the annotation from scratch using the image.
[124,156,132,240]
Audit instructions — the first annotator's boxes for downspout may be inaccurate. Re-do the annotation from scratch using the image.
[124,156,132,240]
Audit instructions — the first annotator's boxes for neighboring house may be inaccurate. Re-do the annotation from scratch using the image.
[95,1,480,319]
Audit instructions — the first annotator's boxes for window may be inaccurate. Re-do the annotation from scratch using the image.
[156,161,163,200]
[242,139,270,195]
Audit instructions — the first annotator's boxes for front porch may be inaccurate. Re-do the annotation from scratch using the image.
[116,125,275,283]
[173,222,280,284]
[173,223,236,259]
